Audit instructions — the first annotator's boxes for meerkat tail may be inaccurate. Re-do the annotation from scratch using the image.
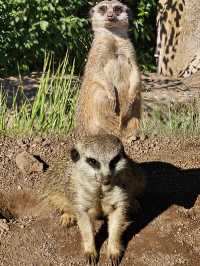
[0,191,50,219]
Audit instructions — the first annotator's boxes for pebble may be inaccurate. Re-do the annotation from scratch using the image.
[16,151,44,175]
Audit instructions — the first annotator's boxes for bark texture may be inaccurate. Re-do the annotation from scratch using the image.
[157,0,200,77]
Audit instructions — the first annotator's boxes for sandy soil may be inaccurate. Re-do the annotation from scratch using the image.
[0,136,200,266]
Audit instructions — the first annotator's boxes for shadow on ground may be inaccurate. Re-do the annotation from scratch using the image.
[95,161,200,263]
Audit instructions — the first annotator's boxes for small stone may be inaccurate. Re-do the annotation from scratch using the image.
[20,224,25,229]
[42,139,51,147]
[16,151,44,175]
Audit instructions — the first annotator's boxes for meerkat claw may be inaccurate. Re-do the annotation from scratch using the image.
[110,254,121,266]
[60,213,76,227]
[85,251,98,266]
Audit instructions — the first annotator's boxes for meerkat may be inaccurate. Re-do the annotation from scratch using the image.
[41,134,145,265]
[75,0,141,142]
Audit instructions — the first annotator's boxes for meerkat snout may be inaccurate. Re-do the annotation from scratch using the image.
[97,169,112,185]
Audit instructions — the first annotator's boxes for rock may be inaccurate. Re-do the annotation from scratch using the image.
[15,151,44,175]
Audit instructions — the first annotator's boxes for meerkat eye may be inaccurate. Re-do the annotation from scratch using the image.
[109,153,122,170]
[99,5,107,14]
[113,5,123,15]
[86,157,101,169]
[70,148,80,163]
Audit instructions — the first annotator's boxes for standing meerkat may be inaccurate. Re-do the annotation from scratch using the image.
[42,134,145,265]
[74,0,142,142]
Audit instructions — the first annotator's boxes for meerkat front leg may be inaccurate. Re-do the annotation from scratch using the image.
[93,87,121,138]
[107,206,129,265]
[77,211,97,265]
[60,211,76,227]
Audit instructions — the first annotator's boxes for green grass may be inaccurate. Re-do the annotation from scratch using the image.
[141,101,200,137]
[0,54,200,137]
[0,54,79,136]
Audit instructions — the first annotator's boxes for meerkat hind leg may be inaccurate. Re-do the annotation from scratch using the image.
[122,117,140,142]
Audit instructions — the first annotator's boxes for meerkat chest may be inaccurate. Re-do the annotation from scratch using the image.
[87,199,115,219]
[102,187,127,213]
[76,185,127,218]
[90,186,127,217]
[104,49,131,90]
[86,189,115,218]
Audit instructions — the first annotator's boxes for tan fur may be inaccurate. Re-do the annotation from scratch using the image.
[75,0,141,142]
[0,191,43,219]
[41,134,145,264]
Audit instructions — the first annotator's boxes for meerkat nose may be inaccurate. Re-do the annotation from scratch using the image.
[101,174,112,185]
[107,10,114,20]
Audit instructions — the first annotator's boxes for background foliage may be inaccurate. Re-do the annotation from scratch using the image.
[130,0,157,71]
[0,0,157,75]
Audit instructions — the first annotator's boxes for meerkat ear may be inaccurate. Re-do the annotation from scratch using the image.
[89,7,95,18]
[70,148,80,163]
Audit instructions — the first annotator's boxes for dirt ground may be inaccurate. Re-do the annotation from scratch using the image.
[0,136,200,266]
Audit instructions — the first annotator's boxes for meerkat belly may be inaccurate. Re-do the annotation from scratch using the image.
[104,54,131,90]
[88,205,103,219]
[101,201,115,215]
[86,195,115,219]
[88,201,115,219]
[101,187,127,215]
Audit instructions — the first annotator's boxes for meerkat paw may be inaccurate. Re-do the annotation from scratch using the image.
[60,213,76,227]
[122,127,139,143]
[122,133,138,145]
[84,249,98,266]
[107,243,123,266]
[109,253,121,266]
[124,131,148,144]
[128,133,138,142]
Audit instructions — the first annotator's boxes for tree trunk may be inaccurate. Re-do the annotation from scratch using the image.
[156,0,200,77]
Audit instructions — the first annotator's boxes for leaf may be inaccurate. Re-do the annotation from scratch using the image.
[39,21,49,31]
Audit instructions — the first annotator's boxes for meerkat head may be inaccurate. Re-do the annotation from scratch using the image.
[90,0,131,33]
[70,134,128,186]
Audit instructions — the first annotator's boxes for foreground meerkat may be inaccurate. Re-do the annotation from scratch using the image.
[75,0,141,142]
[42,134,145,265]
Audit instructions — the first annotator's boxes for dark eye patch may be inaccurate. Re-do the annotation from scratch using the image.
[99,5,107,14]
[70,148,80,163]
[86,157,101,169]
[113,5,123,14]
[109,152,122,170]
